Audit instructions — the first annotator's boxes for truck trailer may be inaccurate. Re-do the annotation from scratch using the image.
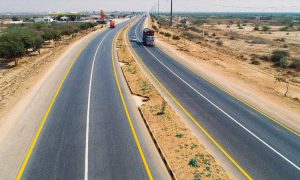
[110,20,116,28]
[142,28,155,46]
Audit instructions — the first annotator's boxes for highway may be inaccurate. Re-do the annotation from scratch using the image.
[18,19,170,179]
[128,17,300,179]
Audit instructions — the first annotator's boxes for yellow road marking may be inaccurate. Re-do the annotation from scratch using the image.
[17,32,100,180]
[125,26,253,180]
[111,28,153,180]
[194,73,300,137]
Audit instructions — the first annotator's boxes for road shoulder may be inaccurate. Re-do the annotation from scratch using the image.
[0,27,106,179]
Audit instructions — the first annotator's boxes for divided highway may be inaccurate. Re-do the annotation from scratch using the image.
[18,19,170,179]
[129,17,300,179]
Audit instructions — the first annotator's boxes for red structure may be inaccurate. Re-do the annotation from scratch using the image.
[100,10,105,20]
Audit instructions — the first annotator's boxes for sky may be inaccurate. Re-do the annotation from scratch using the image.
[0,0,300,13]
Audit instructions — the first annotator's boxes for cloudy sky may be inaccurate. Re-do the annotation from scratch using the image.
[0,0,300,12]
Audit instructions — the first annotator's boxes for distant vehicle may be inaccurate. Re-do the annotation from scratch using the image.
[96,19,107,24]
[142,28,155,46]
[130,36,137,42]
[110,21,116,28]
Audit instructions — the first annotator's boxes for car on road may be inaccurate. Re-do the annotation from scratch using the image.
[130,36,138,42]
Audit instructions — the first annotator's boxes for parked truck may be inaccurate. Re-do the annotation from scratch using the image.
[142,28,155,46]
[110,20,116,28]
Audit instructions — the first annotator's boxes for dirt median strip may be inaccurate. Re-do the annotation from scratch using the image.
[116,22,230,180]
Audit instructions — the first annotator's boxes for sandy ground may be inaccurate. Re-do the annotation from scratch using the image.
[147,18,300,133]
[0,19,126,178]
[118,22,230,180]
[214,24,300,45]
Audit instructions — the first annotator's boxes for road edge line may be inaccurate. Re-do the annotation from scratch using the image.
[127,18,253,180]
[111,27,153,180]
[155,24,300,137]
[16,30,102,180]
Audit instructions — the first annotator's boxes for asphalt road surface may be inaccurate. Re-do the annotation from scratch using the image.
[129,17,300,179]
[19,18,170,180]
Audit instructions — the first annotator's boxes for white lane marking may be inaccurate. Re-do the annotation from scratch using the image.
[133,18,300,171]
[85,30,114,180]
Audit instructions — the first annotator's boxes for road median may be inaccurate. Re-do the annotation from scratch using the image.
[116,22,230,180]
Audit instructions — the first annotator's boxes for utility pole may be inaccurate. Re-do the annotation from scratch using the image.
[170,0,173,26]
[158,0,160,17]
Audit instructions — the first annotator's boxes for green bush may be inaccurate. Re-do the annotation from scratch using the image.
[289,60,300,70]
[0,22,95,64]
[216,40,223,46]
[253,26,259,31]
[0,40,25,59]
[172,35,180,40]
[42,29,61,41]
[61,28,73,36]
[279,26,289,31]
[152,25,158,31]
[33,22,48,30]
[262,26,271,31]
[164,32,171,38]
[271,50,289,63]
[182,31,196,40]
[0,27,44,56]
[79,22,96,30]
[188,158,199,168]
[283,44,289,48]
[251,58,261,65]
[0,40,25,65]
[188,26,202,33]
[32,36,43,53]
[279,57,289,68]
[260,55,270,61]
[176,134,184,138]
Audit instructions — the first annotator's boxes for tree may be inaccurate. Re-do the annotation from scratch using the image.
[0,40,25,66]
[3,27,43,52]
[42,29,61,42]
[271,50,289,65]
[11,16,19,21]
[32,36,43,54]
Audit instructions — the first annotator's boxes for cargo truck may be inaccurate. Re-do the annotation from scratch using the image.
[110,20,116,28]
[142,28,155,46]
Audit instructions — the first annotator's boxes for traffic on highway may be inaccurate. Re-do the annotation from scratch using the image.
[1,1,300,180]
